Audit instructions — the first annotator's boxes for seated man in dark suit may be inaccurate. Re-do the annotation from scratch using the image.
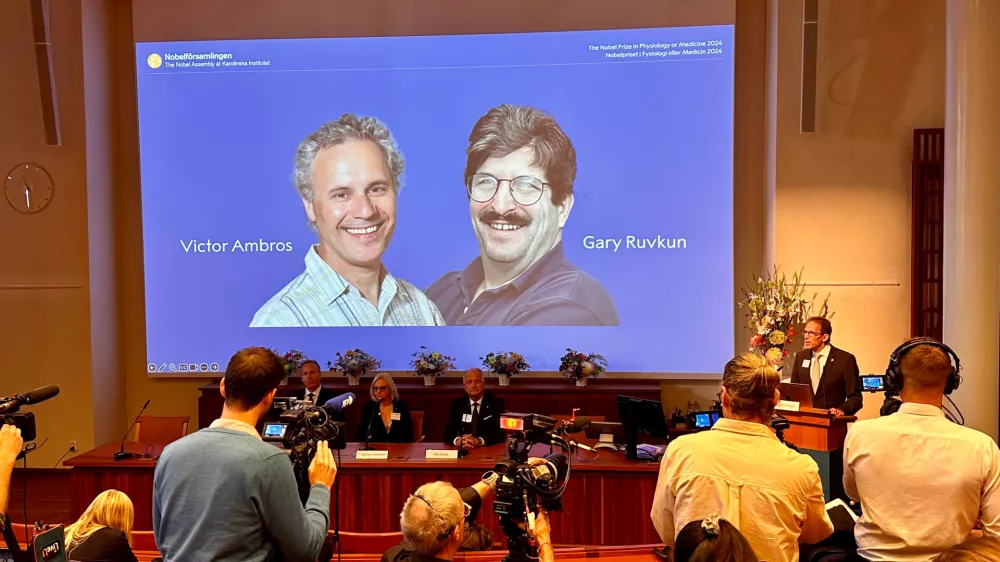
[300,359,343,422]
[442,368,506,448]
[790,317,863,416]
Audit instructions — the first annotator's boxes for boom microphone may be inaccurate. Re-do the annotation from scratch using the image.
[0,385,60,414]
[322,392,356,414]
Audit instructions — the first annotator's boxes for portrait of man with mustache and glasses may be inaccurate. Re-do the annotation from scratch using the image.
[251,114,444,327]
[425,104,618,326]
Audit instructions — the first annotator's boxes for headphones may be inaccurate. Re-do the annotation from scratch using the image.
[884,337,962,396]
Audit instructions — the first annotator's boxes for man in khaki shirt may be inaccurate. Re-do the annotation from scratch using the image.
[652,353,833,562]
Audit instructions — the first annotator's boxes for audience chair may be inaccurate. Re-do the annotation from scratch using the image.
[333,530,403,554]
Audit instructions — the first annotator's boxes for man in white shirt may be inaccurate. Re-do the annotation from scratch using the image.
[844,339,1000,561]
[652,353,833,562]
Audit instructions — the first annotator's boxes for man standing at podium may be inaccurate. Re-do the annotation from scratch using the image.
[790,317,863,416]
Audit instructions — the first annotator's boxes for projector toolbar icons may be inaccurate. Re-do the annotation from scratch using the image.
[148,361,222,373]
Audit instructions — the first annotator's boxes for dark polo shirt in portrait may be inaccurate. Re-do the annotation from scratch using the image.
[425,243,618,326]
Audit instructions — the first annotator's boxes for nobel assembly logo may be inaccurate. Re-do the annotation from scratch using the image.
[146,53,162,69]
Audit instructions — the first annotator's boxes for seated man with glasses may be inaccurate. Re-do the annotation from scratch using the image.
[425,104,618,326]
[384,473,554,562]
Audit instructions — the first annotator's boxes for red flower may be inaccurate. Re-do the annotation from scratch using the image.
[782,350,790,357]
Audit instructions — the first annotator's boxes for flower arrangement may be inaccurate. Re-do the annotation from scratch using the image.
[278,349,308,375]
[481,351,530,377]
[739,266,831,366]
[410,346,456,377]
[328,349,381,378]
[558,348,609,383]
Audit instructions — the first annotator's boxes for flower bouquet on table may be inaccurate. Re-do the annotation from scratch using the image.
[328,349,381,387]
[739,266,830,370]
[278,349,308,386]
[481,351,530,387]
[558,348,608,387]
[410,346,456,387]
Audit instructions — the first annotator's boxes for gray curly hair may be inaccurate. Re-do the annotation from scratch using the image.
[293,113,405,203]
[400,481,464,555]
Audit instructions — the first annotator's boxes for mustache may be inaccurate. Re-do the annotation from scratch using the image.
[478,209,531,227]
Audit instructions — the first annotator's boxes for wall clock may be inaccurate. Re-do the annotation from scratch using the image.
[5,162,54,213]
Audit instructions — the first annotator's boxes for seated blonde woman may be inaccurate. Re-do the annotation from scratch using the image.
[64,489,137,562]
[357,373,414,443]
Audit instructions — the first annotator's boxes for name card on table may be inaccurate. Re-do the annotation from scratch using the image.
[426,449,459,460]
[776,400,800,412]
[356,450,389,460]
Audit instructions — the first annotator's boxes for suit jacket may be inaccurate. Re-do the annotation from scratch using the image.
[790,345,863,415]
[302,386,345,422]
[66,526,138,562]
[357,399,414,443]
[442,391,506,446]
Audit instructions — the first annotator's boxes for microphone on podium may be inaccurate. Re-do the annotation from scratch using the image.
[114,399,150,461]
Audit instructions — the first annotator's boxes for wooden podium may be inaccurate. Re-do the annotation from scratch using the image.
[776,405,855,501]
[776,406,855,451]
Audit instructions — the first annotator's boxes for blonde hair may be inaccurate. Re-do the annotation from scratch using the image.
[370,373,400,403]
[64,489,134,550]
[722,353,781,420]
[400,481,463,555]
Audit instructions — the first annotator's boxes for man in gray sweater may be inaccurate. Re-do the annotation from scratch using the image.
[153,347,338,562]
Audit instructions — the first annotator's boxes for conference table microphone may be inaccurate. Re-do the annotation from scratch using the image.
[360,400,378,452]
[114,399,150,461]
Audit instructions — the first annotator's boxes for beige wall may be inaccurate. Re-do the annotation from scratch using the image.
[0,0,946,467]
[772,0,944,420]
[0,1,100,468]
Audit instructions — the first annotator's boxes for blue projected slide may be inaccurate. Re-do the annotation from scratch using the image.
[135,25,735,374]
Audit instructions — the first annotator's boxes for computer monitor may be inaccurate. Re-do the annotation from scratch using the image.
[778,382,814,408]
[616,395,669,461]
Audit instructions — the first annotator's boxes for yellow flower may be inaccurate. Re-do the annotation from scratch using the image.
[767,330,786,346]
[765,347,783,364]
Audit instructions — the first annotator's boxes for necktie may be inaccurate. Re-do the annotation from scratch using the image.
[470,402,481,436]
[307,392,315,404]
[810,354,822,393]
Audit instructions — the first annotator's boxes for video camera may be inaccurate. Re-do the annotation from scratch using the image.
[0,386,59,442]
[858,373,905,416]
[276,393,354,498]
[493,413,574,562]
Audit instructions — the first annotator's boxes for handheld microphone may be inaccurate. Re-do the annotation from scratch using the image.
[0,385,60,414]
[114,399,150,461]
[321,392,356,414]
